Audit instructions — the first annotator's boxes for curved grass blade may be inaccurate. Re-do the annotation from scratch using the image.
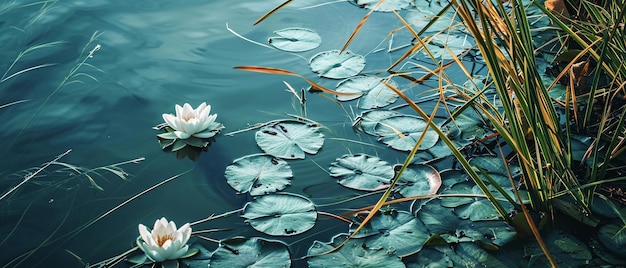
[340,0,386,53]
[254,0,294,25]
[234,65,359,96]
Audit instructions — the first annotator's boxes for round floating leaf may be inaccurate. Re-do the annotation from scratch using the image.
[444,106,492,141]
[597,222,626,257]
[255,121,324,159]
[307,234,405,268]
[470,155,521,179]
[350,210,430,257]
[414,199,462,236]
[309,50,365,79]
[457,220,517,247]
[396,164,441,197]
[351,0,413,12]
[402,246,454,268]
[440,169,469,189]
[355,110,403,135]
[241,193,317,236]
[269,27,321,52]
[421,33,474,60]
[440,183,512,221]
[374,115,439,151]
[406,4,458,34]
[526,230,593,266]
[330,154,394,191]
[209,237,291,267]
[224,154,293,196]
[451,242,511,267]
[335,76,399,108]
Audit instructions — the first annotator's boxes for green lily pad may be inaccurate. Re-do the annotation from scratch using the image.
[444,106,492,141]
[307,234,405,268]
[440,182,511,221]
[597,222,626,257]
[374,115,439,151]
[309,50,365,79]
[414,199,464,237]
[414,199,516,246]
[335,76,399,109]
[355,110,403,135]
[268,27,321,52]
[224,154,293,196]
[525,230,593,266]
[351,0,413,12]
[396,164,442,197]
[421,33,474,60]
[241,193,317,236]
[255,121,324,159]
[402,246,455,267]
[209,237,291,267]
[329,154,394,191]
[450,242,511,267]
[439,169,469,189]
[406,4,458,34]
[350,210,430,257]
[470,155,521,178]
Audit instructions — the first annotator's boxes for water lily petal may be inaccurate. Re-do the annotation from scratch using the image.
[181,103,194,119]
[138,224,155,246]
[138,241,166,262]
[174,131,191,139]
[184,118,202,134]
[166,221,177,234]
[169,245,190,260]
[178,223,191,244]
[197,102,209,116]
[193,129,217,138]
[154,217,169,234]
[174,104,184,118]
[162,114,181,131]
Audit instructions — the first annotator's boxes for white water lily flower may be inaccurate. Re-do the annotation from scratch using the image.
[162,102,223,139]
[137,217,191,262]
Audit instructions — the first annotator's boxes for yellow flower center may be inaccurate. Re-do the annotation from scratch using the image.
[156,234,175,247]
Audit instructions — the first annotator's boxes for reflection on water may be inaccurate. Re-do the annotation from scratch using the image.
[0,0,422,266]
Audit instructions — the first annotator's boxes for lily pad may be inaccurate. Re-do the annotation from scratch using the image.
[470,155,521,178]
[414,199,516,246]
[307,234,405,268]
[309,50,365,79]
[268,27,321,52]
[444,106,491,141]
[350,210,430,256]
[422,33,474,60]
[597,222,626,257]
[439,182,512,221]
[414,199,463,236]
[374,115,439,151]
[355,110,403,135]
[396,164,442,197]
[241,193,317,236]
[335,76,399,109]
[209,237,291,267]
[329,154,394,191]
[224,154,293,196]
[451,242,511,267]
[526,230,593,266]
[255,121,324,159]
[402,246,454,267]
[351,0,413,12]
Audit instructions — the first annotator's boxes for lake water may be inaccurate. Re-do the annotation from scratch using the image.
[0,0,445,266]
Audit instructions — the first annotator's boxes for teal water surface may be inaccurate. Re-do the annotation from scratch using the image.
[0,0,433,266]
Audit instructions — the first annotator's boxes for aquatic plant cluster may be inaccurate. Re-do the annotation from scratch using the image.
[2,0,626,267]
